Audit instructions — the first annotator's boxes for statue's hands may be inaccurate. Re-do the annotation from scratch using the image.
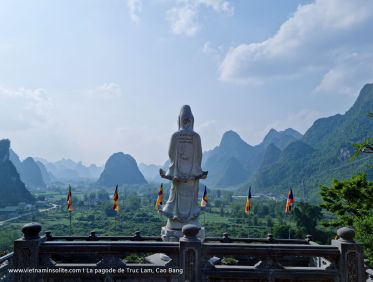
[160,169,173,180]
[200,171,208,179]
[173,176,181,182]
[195,171,208,180]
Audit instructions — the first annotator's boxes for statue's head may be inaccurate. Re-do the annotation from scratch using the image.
[178,105,194,131]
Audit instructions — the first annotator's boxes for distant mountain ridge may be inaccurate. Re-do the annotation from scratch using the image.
[97,152,147,187]
[0,139,34,207]
[202,128,303,188]
[3,84,371,197]
[138,163,162,183]
[9,150,46,189]
[248,83,373,199]
[37,158,103,182]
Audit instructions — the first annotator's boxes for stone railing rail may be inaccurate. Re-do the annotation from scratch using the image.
[0,251,13,281]
[9,223,367,282]
[205,232,312,244]
[44,230,310,244]
[44,230,163,241]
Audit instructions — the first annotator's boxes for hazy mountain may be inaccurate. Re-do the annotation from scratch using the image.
[20,157,46,189]
[9,149,21,168]
[249,83,373,199]
[39,158,103,181]
[260,143,281,168]
[9,150,46,189]
[97,152,147,187]
[0,139,34,207]
[202,128,302,188]
[259,128,303,150]
[36,161,55,184]
[203,131,255,188]
[138,163,162,183]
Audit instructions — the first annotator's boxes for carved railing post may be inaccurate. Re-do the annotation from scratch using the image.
[332,227,365,282]
[13,223,44,282]
[179,224,202,282]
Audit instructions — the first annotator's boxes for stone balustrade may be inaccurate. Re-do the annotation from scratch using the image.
[0,223,367,281]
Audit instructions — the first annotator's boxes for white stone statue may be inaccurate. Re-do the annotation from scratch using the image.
[159,105,208,240]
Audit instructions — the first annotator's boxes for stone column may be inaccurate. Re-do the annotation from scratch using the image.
[179,224,202,282]
[13,222,44,282]
[332,227,365,282]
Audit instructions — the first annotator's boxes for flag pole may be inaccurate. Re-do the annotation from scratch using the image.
[69,211,72,236]
[248,218,250,238]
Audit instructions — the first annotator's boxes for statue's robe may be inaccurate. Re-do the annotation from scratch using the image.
[162,130,203,229]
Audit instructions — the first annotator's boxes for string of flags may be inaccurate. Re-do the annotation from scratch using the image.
[65,184,296,216]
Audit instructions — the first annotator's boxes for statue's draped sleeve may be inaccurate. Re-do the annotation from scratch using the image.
[166,133,177,178]
[193,133,203,176]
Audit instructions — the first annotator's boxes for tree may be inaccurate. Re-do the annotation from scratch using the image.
[273,224,294,239]
[320,173,373,227]
[96,190,109,201]
[292,202,322,235]
[265,215,273,228]
[104,202,116,217]
[214,199,222,208]
[89,192,96,206]
[352,112,373,158]
[322,125,373,264]
[354,216,373,266]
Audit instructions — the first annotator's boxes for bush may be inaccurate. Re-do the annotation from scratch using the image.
[354,216,373,266]
[221,257,238,265]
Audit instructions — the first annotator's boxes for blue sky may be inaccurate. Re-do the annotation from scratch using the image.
[0,0,372,165]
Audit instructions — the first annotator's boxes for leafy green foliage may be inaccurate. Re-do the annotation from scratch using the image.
[352,112,373,160]
[293,203,322,234]
[354,216,373,266]
[320,173,373,227]
[124,254,146,263]
[291,202,332,242]
[221,257,238,265]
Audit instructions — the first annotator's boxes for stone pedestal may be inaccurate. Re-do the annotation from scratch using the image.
[13,223,44,282]
[332,227,365,282]
[161,226,205,242]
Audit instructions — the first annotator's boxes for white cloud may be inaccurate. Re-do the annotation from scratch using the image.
[166,0,234,36]
[89,83,122,98]
[167,5,199,36]
[219,0,373,87]
[202,41,225,61]
[314,52,373,96]
[127,0,143,23]
[0,86,52,130]
[198,0,234,15]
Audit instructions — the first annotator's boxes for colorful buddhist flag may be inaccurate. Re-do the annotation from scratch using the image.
[67,185,73,212]
[285,188,295,213]
[245,187,252,214]
[155,184,164,209]
[200,186,208,207]
[113,185,119,212]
